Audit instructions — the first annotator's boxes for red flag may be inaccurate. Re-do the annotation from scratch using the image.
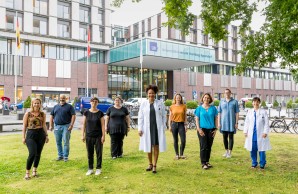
[87,27,90,57]
[16,17,21,50]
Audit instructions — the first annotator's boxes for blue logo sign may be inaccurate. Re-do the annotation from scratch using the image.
[150,42,158,51]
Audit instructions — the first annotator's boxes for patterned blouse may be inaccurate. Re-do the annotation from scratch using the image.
[27,112,45,129]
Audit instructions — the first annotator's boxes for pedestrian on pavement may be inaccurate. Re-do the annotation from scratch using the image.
[195,93,218,170]
[22,98,49,180]
[218,89,240,158]
[81,97,105,176]
[168,93,187,160]
[244,97,271,169]
[138,85,167,173]
[105,96,130,159]
[49,95,76,162]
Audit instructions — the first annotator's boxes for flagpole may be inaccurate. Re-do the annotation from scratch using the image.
[86,25,89,97]
[140,36,143,99]
[14,11,18,105]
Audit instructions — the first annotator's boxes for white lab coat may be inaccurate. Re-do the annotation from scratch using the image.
[243,109,272,151]
[138,99,167,152]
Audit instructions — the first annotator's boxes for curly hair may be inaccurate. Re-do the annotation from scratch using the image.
[145,84,158,94]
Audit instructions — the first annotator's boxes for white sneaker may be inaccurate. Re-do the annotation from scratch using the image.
[226,153,232,158]
[95,169,102,175]
[86,169,93,176]
[222,152,228,157]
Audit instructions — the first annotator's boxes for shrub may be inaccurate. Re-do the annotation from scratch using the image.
[213,100,220,106]
[295,99,298,103]
[186,101,198,109]
[164,99,172,107]
[72,97,78,107]
[245,101,253,108]
[23,96,31,109]
[273,100,279,108]
[261,100,266,108]
[292,103,298,109]
[287,100,293,109]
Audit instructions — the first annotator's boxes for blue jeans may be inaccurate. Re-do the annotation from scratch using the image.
[250,141,266,167]
[54,124,71,159]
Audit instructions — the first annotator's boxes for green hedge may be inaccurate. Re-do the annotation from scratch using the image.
[164,99,173,107]
[287,100,293,109]
[245,101,253,108]
[213,100,220,106]
[23,96,31,108]
[273,100,279,108]
[261,100,266,108]
[186,101,198,109]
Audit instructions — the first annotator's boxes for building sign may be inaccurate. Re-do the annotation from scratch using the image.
[150,42,158,51]
[32,86,71,92]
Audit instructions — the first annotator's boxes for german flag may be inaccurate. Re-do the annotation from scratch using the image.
[87,26,90,57]
[16,17,21,50]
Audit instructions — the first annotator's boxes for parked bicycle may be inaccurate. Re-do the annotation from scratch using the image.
[186,114,196,130]
[270,116,298,134]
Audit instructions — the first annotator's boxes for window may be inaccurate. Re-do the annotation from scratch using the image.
[98,9,103,25]
[32,58,48,77]
[232,51,237,62]
[142,20,145,37]
[56,45,64,60]
[80,7,90,23]
[212,64,219,74]
[6,12,23,31]
[57,21,70,38]
[190,30,197,43]
[202,33,208,45]
[57,1,70,19]
[223,36,228,48]
[232,26,237,38]
[56,60,71,78]
[232,38,237,50]
[98,0,103,8]
[215,48,219,60]
[157,14,161,38]
[222,49,228,61]
[6,0,22,10]
[33,16,48,35]
[34,0,48,15]
[99,28,104,43]
[7,39,12,54]
[79,0,90,5]
[48,45,56,59]
[148,18,151,37]
[79,25,88,41]
[133,23,139,40]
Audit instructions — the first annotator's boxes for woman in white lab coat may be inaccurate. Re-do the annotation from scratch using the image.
[243,97,271,169]
[138,85,167,173]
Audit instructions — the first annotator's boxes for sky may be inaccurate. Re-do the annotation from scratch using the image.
[110,0,266,31]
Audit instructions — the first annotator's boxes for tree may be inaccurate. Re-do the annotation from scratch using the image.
[112,0,298,80]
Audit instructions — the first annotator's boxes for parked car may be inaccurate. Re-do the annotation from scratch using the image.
[266,102,273,108]
[9,101,24,110]
[123,98,146,106]
[45,100,58,111]
[77,97,113,115]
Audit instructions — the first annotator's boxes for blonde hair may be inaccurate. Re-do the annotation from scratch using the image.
[29,98,43,112]
[172,94,184,104]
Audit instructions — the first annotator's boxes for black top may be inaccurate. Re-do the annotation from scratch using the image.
[83,110,104,138]
[106,106,129,135]
[150,103,159,145]
[51,103,76,125]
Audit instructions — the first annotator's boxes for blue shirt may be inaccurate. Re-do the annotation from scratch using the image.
[194,105,218,130]
[218,97,240,133]
[253,111,257,141]
[51,103,76,125]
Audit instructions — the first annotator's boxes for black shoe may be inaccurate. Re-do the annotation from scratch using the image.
[56,157,63,161]
[152,166,157,173]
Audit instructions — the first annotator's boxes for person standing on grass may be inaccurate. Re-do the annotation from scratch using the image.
[138,85,167,174]
[22,98,49,180]
[105,96,130,159]
[244,97,271,169]
[218,89,240,158]
[49,95,76,162]
[81,97,105,176]
[168,93,187,160]
[195,93,218,170]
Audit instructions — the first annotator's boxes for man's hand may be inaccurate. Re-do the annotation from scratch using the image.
[81,136,85,143]
[197,129,205,136]
[68,125,73,131]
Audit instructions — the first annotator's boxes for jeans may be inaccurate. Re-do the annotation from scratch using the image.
[250,141,266,167]
[197,129,215,165]
[222,131,234,150]
[86,136,103,169]
[54,123,71,159]
[171,122,186,156]
[110,133,125,157]
[26,129,46,170]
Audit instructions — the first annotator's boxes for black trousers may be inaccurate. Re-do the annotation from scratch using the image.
[110,133,125,157]
[171,122,186,156]
[25,129,46,170]
[197,129,215,165]
[86,136,103,169]
[222,131,234,150]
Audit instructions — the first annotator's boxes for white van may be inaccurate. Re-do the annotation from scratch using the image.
[123,98,146,106]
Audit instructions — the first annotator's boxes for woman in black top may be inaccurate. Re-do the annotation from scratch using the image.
[82,97,105,176]
[105,96,130,159]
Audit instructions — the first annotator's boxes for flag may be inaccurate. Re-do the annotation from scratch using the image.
[16,17,21,50]
[87,26,90,57]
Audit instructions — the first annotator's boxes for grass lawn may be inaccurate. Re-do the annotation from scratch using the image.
[0,130,297,194]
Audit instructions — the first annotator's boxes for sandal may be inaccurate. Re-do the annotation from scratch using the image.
[32,170,38,177]
[152,165,157,174]
[202,164,209,170]
[146,164,153,171]
[24,172,30,180]
[180,155,187,159]
[174,155,180,160]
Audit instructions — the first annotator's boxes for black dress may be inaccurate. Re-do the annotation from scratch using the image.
[150,103,159,145]
[106,106,129,135]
